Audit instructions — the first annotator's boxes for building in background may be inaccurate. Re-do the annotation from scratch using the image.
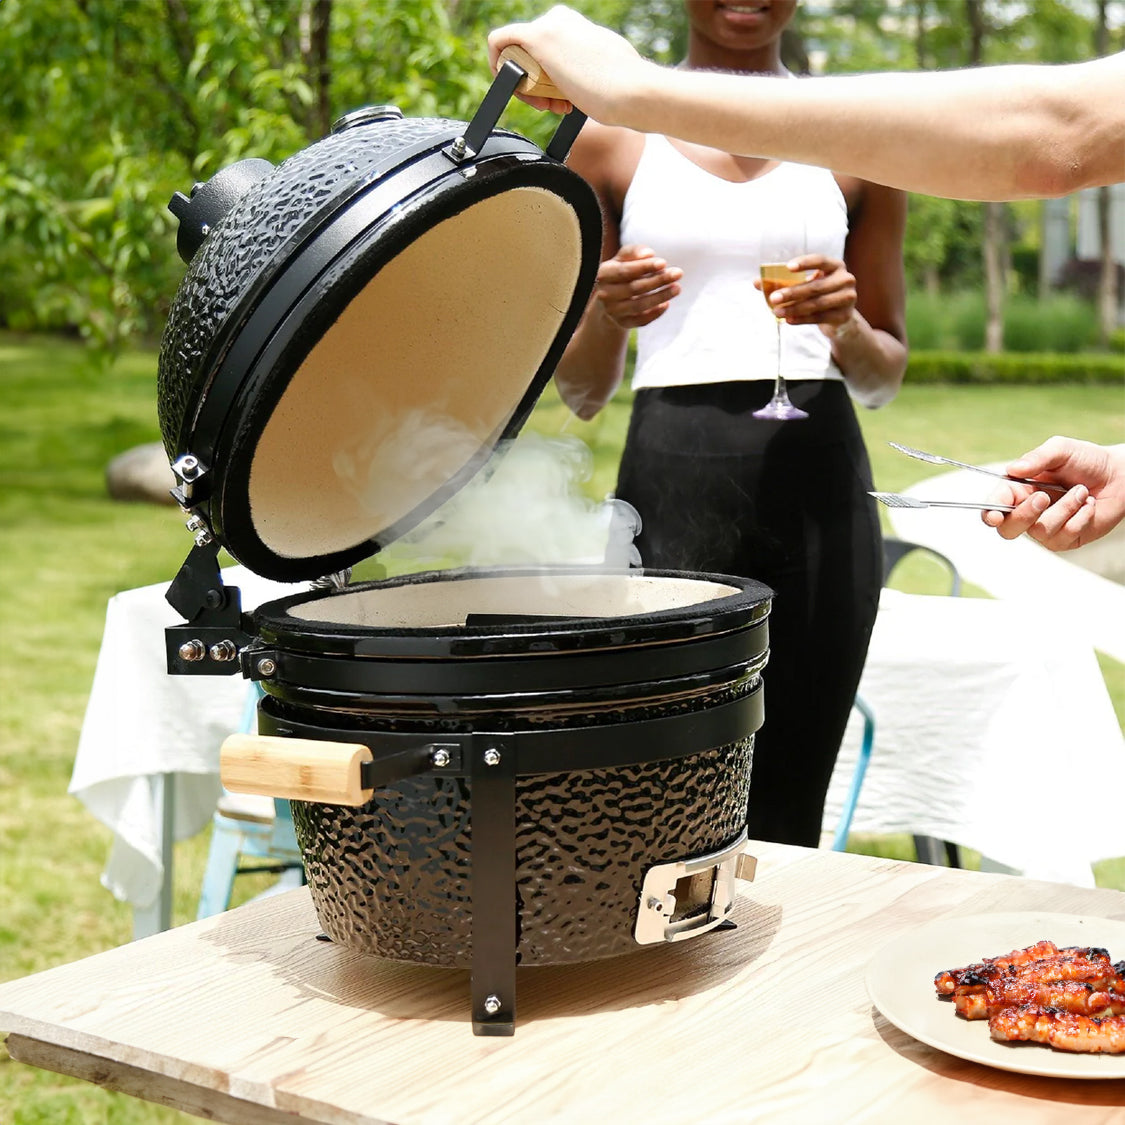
[1043,186,1125,325]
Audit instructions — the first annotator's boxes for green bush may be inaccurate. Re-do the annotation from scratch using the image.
[906,289,1104,353]
[1003,293,1101,353]
[904,290,976,350]
[906,350,1124,384]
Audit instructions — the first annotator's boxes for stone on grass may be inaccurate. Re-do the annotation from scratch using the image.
[105,442,177,505]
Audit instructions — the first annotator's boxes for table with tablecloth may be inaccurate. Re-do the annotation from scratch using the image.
[825,588,1125,886]
[70,567,305,933]
[887,464,1125,664]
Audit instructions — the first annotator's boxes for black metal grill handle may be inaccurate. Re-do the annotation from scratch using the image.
[458,49,586,164]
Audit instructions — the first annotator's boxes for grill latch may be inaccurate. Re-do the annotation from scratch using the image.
[634,832,755,945]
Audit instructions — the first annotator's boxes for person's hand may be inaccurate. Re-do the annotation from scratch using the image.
[593,245,683,329]
[487,5,650,121]
[981,436,1125,551]
[753,254,857,330]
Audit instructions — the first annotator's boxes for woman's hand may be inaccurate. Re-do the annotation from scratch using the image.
[753,253,857,330]
[594,245,683,330]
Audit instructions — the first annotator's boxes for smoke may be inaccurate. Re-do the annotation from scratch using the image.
[389,430,642,570]
[332,406,485,523]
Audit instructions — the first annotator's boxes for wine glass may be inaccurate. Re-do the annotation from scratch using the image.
[752,263,815,421]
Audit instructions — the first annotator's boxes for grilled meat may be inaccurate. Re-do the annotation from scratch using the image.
[989,1005,1125,1053]
[934,941,1125,1054]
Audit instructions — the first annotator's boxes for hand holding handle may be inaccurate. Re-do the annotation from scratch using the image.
[498,44,565,101]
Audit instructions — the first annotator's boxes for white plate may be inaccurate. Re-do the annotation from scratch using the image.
[866,912,1125,1079]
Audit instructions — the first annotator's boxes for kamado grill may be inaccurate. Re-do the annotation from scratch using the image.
[157,50,773,1035]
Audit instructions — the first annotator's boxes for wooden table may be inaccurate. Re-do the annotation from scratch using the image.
[3,844,1125,1124]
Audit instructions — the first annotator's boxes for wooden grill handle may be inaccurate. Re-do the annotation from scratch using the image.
[221,734,373,806]
[498,45,565,100]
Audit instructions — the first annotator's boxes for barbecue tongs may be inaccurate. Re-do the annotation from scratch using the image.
[870,441,1068,512]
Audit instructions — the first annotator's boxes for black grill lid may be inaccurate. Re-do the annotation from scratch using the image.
[157,85,601,583]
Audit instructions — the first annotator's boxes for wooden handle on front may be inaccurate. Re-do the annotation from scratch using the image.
[221,734,373,806]
[498,45,565,100]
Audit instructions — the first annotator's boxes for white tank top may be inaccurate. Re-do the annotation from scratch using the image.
[619,133,849,389]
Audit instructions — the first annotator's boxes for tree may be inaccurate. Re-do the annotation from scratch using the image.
[1093,0,1121,343]
[961,0,1007,353]
[1,0,1121,354]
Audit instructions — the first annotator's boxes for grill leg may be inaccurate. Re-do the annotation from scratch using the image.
[470,738,517,1035]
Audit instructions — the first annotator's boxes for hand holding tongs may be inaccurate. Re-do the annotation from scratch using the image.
[869,492,1015,512]
[887,442,1068,493]
[870,442,1070,513]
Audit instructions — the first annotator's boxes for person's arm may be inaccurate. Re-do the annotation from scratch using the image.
[763,178,908,408]
[981,437,1125,550]
[826,180,909,406]
[551,120,628,418]
[552,122,682,419]
[488,8,1125,201]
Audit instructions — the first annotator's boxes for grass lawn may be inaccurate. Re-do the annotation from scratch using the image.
[1,331,1122,1123]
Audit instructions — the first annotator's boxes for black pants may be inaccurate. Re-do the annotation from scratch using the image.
[615,380,883,847]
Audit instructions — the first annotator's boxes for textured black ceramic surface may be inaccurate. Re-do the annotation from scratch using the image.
[285,682,757,968]
[292,743,754,967]
[157,114,461,455]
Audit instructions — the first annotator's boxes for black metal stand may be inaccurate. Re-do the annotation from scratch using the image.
[259,685,764,1037]
[469,736,517,1035]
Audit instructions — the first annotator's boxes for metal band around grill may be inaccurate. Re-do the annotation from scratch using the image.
[247,622,768,696]
[255,681,762,785]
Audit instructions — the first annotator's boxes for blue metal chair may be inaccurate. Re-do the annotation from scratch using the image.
[833,537,963,866]
[831,694,874,852]
[197,685,305,919]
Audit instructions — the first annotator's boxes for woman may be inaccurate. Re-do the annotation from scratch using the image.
[555,0,909,847]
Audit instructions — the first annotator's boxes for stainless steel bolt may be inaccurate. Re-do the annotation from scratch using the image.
[482,748,501,767]
[208,640,238,662]
[256,657,277,677]
[174,455,201,481]
[178,639,206,662]
[431,747,451,768]
[482,994,502,1016]
[450,136,467,158]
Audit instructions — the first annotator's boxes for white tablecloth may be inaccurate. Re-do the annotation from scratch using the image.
[824,589,1125,886]
[890,465,1125,664]
[70,567,304,908]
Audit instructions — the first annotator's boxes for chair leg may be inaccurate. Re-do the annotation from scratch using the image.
[197,817,248,920]
[913,835,948,866]
[912,836,963,867]
[833,697,875,852]
[198,683,281,921]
